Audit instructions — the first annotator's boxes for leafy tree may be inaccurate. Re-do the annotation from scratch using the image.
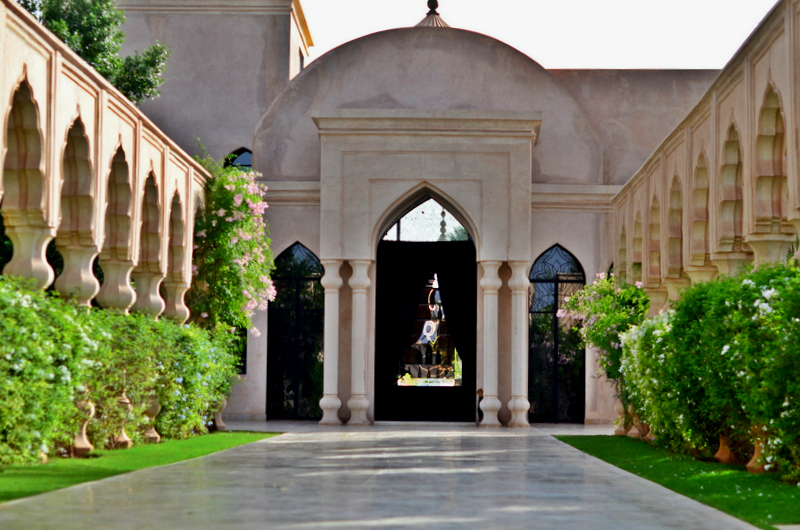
[18,0,169,104]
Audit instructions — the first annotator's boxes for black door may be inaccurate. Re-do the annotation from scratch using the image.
[375,240,476,422]
[267,243,324,420]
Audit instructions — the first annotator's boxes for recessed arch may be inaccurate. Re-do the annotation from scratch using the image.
[718,125,744,252]
[3,78,45,225]
[667,177,683,278]
[690,154,710,267]
[103,147,133,254]
[58,118,95,238]
[648,195,661,283]
[166,191,185,277]
[631,211,643,284]
[618,224,627,282]
[754,84,792,235]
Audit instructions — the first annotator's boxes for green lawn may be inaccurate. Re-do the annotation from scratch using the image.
[558,435,800,530]
[0,431,277,503]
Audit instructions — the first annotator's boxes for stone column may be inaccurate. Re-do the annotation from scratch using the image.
[131,270,165,317]
[507,261,531,427]
[711,251,752,277]
[96,256,137,311]
[162,280,191,323]
[319,260,343,426]
[3,223,56,290]
[55,243,100,307]
[479,261,502,427]
[685,266,718,286]
[347,260,372,425]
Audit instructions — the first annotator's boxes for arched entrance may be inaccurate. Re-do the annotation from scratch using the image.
[528,245,586,423]
[374,198,477,422]
[267,242,324,420]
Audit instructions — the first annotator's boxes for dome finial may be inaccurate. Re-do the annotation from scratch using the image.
[427,0,439,16]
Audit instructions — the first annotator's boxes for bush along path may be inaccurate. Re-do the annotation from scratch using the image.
[0,276,241,466]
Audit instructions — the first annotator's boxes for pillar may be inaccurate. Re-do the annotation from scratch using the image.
[507,261,530,427]
[55,243,100,307]
[3,223,55,290]
[347,260,372,425]
[162,280,190,322]
[685,266,718,285]
[130,270,165,317]
[479,261,502,427]
[711,251,752,277]
[96,256,137,311]
[319,259,343,426]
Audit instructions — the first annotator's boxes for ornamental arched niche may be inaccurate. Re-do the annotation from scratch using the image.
[253,26,601,185]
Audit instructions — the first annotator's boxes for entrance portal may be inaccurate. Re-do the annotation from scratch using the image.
[374,199,476,422]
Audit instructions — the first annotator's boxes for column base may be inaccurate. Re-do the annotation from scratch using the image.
[347,394,371,425]
[479,395,502,427]
[319,395,343,426]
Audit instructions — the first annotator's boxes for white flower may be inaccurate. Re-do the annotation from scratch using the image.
[721,345,730,355]
[742,279,755,287]
[761,288,778,300]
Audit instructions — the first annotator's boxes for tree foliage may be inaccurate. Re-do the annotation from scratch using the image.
[18,0,169,104]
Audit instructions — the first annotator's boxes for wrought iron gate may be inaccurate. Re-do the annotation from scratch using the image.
[267,243,324,420]
[528,245,586,423]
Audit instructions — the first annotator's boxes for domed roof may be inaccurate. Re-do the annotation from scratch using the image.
[254,25,601,185]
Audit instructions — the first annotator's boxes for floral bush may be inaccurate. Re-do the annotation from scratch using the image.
[187,154,276,336]
[0,277,90,464]
[620,263,800,481]
[559,273,649,396]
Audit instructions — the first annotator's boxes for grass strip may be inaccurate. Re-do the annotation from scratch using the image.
[557,435,800,530]
[0,431,277,503]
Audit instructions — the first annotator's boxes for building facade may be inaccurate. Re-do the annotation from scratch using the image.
[12,0,788,427]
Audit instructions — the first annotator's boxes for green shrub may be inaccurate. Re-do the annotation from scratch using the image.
[621,263,800,481]
[0,277,240,464]
[0,277,89,464]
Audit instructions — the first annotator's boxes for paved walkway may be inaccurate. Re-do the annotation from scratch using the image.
[0,422,756,529]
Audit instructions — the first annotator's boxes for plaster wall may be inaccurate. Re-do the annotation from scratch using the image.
[118,0,311,160]
[551,70,719,185]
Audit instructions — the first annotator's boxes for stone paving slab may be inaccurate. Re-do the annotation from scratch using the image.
[0,425,756,529]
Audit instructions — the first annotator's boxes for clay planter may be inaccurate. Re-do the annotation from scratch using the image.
[213,397,228,432]
[746,427,767,474]
[112,390,134,450]
[73,394,96,457]
[714,434,734,464]
[613,400,629,436]
[143,395,162,444]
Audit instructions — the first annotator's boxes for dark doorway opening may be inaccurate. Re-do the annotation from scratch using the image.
[375,240,476,422]
[528,245,586,423]
[267,243,324,420]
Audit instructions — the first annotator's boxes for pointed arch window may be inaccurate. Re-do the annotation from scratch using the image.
[267,242,324,420]
[528,244,586,423]
[224,148,252,171]
[382,197,469,242]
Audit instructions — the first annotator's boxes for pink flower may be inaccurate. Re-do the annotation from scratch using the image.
[250,327,262,337]
[224,184,235,191]
[556,308,567,318]
[216,208,226,217]
[231,237,239,244]
[635,281,643,289]
[196,230,206,238]
[200,312,209,319]
[233,194,243,207]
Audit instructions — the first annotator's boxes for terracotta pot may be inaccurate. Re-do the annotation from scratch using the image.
[747,427,767,474]
[714,434,734,464]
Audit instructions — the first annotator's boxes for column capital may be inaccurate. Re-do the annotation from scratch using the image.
[507,261,530,292]
[480,261,502,292]
[320,260,343,291]
[348,259,372,292]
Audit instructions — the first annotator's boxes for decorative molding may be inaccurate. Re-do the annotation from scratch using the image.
[531,184,620,211]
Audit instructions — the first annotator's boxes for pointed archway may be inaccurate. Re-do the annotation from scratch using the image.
[267,242,324,420]
[374,196,477,422]
[528,244,586,423]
